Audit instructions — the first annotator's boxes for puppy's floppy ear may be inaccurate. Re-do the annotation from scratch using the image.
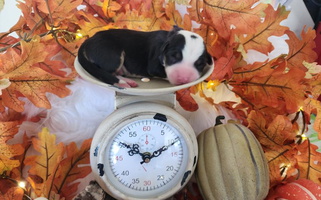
[172,25,183,32]
[159,26,183,66]
[159,42,168,66]
[168,26,183,37]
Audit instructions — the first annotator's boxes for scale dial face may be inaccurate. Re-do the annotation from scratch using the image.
[91,103,198,200]
[109,119,185,194]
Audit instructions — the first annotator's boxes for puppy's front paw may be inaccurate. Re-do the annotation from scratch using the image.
[116,76,138,88]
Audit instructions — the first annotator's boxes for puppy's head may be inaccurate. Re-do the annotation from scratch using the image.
[160,28,213,85]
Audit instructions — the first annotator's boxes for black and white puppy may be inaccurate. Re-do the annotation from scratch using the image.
[77,27,213,88]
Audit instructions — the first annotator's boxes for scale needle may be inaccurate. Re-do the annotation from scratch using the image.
[142,164,147,172]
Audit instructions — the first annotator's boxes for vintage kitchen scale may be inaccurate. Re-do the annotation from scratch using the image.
[74,57,214,200]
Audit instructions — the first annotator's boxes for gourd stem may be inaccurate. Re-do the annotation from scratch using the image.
[215,116,225,126]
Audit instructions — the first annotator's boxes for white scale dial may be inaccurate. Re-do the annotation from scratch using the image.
[108,119,184,192]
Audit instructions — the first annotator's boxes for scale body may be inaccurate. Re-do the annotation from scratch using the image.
[75,58,214,200]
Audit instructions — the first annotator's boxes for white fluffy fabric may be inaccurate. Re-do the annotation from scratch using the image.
[20,77,115,145]
[18,78,116,195]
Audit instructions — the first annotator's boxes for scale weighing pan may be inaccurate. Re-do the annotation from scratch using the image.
[74,57,214,96]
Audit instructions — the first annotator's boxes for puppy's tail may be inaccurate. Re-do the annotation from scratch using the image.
[77,43,98,74]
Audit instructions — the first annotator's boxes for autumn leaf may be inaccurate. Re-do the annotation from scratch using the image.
[285,28,317,70]
[233,56,287,82]
[237,5,290,55]
[209,47,236,80]
[295,140,321,184]
[77,11,113,37]
[0,121,24,174]
[16,0,46,35]
[113,0,189,31]
[114,4,154,30]
[35,0,82,24]
[0,38,71,112]
[24,128,64,197]
[193,24,220,57]
[116,0,154,15]
[248,111,298,186]
[53,139,92,199]
[101,0,122,18]
[248,111,295,149]
[8,134,31,184]
[0,186,24,200]
[176,88,199,111]
[201,0,267,40]
[303,61,321,79]
[231,67,306,113]
[114,0,168,31]
[32,43,70,77]
[0,37,46,76]
[303,98,321,139]
[164,2,185,29]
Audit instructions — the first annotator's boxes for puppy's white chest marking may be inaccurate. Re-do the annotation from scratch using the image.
[115,51,127,75]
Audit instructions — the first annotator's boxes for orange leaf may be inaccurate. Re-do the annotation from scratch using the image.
[0,38,71,112]
[16,0,45,34]
[295,140,321,184]
[231,67,306,113]
[233,56,287,82]
[286,28,317,70]
[0,186,24,200]
[164,2,184,28]
[33,43,70,77]
[24,128,64,197]
[248,111,295,149]
[193,24,219,57]
[102,0,122,18]
[209,47,236,80]
[176,88,199,111]
[54,139,92,199]
[238,5,290,55]
[35,0,82,22]
[0,121,24,173]
[114,4,155,30]
[248,111,297,186]
[202,0,267,39]
[187,0,201,22]
[113,0,180,31]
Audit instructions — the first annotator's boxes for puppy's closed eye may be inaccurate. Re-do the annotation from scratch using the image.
[166,51,182,65]
[194,58,206,71]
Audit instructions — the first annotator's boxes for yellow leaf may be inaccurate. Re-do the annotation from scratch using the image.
[102,0,121,18]
[303,61,321,79]
[24,128,64,197]
[78,11,114,37]
[0,121,24,174]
